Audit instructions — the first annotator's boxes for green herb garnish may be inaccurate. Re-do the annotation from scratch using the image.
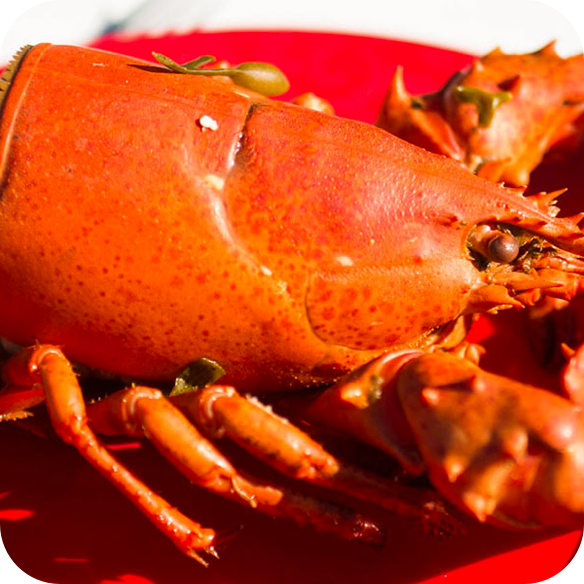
[153,52,290,97]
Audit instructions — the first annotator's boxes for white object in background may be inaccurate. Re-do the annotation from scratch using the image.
[116,0,584,56]
[0,0,583,63]
[0,0,144,63]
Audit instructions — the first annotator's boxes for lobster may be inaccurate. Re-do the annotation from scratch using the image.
[1,43,584,566]
[376,42,584,186]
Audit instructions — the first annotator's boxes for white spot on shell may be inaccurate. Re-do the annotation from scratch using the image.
[198,115,219,131]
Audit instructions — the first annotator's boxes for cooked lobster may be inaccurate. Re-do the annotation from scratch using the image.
[1,43,584,564]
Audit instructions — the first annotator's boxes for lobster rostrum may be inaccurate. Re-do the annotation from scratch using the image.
[376,42,584,186]
[1,44,584,563]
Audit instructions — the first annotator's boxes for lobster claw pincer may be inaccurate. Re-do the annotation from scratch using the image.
[295,349,584,530]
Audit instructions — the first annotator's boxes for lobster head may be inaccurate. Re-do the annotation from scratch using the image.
[277,111,584,357]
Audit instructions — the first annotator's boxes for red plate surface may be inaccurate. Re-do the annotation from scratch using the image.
[0,29,583,584]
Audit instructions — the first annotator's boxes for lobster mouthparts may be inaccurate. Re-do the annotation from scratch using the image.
[463,192,584,314]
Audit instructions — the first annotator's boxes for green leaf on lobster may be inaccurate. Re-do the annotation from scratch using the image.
[170,357,226,396]
[152,52,290,97]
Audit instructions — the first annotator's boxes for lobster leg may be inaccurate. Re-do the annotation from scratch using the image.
[0,386,45,422]
[0,345,218,564]
[0,345,384,562]
[86,385,384,545]
[171,385,466,536]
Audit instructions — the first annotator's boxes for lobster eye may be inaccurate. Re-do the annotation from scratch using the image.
[486,232,519,264]
[468,224,520,266]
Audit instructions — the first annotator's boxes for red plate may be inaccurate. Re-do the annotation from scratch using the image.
[0,30,582,584]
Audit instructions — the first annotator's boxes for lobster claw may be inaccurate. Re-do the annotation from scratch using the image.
[296,349,584,530]
[376,45,584,186]
[376,66,464,161]
[397,352,584,529]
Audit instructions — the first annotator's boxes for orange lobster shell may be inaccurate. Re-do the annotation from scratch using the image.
[2,43,584,391]
[1,42,584,565]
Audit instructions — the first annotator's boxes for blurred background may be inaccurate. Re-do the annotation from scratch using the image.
[0,0,582,64]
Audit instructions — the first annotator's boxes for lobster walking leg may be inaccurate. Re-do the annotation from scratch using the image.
[0,386,45,422]
[87,385,384,545]
[172,386,465,536]
[0,345,218,564]
[0,345,384,561]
